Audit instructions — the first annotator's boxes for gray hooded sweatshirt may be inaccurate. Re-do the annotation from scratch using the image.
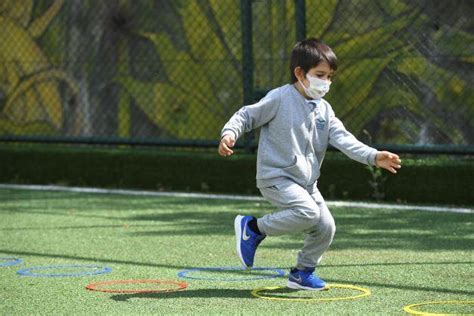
[221,84,378,191]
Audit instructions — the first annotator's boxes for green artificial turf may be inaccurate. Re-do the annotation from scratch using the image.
[0,188,472,315]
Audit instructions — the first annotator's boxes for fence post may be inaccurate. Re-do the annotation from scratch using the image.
[240,0,255,153]
[295,0,306,41]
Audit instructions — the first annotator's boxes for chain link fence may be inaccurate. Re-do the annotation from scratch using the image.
[0,0,472,153]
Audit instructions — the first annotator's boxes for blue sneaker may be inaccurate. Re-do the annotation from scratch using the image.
[287,267,326,291]
[234,215,265,268]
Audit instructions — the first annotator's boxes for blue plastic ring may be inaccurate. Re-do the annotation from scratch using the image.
[0,257,23,267]
[177,266,286,281]
[17,264,112,277]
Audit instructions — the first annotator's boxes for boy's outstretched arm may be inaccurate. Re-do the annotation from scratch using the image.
[218,89,281,157]
[375,151,402,174]
[218,134,235,157]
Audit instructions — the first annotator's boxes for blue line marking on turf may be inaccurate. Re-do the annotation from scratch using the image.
[177,266,286,281]
[0,257,23,267]
[16,264,112,277]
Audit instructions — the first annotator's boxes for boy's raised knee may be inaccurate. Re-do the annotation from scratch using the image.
[297,203,320,219]
[319,214,336,238]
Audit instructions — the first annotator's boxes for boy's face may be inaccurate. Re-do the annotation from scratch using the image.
[294,61,335,99]
[295,61,334,85]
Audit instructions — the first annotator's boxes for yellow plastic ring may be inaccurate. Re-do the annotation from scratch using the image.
[403,301,474,316]
[251,283,371,302]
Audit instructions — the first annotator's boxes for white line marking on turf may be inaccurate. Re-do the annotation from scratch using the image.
[328,201,473,214]
[0,184,263,201]
[0,184,472,214]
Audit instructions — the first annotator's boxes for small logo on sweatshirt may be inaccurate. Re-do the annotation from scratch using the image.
[316,118,326,130]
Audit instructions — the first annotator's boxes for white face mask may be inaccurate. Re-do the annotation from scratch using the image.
[299,75,331,99]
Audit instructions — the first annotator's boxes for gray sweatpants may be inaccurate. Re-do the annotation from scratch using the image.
[257,180,336,270]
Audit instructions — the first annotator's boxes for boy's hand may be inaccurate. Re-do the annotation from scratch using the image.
[218,134,236,157]
[376,151,402,174]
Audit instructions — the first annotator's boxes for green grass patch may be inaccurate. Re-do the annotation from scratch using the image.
[0,188,472,314]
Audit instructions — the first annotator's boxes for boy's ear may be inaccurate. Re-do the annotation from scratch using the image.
[294,66,305,82]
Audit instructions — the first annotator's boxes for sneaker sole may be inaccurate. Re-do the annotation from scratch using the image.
[287,280,326,291]
[234,215,249,268]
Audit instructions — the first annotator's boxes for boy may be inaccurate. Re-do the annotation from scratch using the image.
[218,38,401,290]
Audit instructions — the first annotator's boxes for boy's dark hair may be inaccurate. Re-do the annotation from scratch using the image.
[290,38,337,83]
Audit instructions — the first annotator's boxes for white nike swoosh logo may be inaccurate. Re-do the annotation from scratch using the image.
[242,220,251,241]
[290,275,302,283]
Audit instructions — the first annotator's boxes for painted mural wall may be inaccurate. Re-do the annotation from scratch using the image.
[0,0,472,146]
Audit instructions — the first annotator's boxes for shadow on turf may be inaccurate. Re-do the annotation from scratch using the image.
[110,288,255,301]
[324,278,474,296]
[109,287,308,302]
[0,249,187,271]
[1,248,472,297]
[319,261,474,268]
[0,195,262,236]
[2,208,472,251]
[0,223,182,231]
[2,190,472,251]
[0,249,289,278]
[109,277,473,302]
[125,205,473,252]
[110,278,474,301]
[264,210,474,251]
